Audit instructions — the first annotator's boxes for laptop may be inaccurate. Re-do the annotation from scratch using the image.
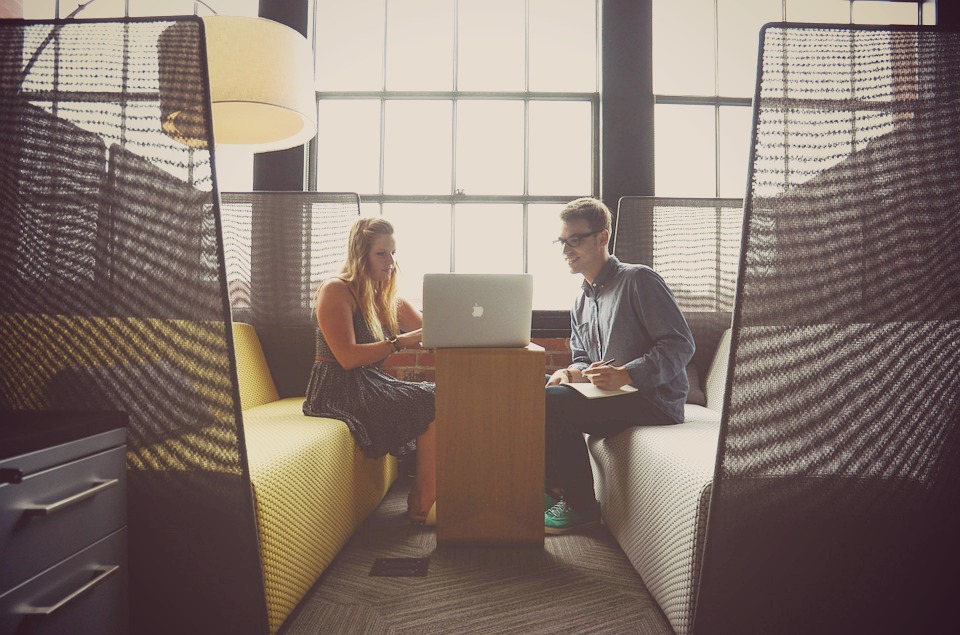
[421,273,533,349]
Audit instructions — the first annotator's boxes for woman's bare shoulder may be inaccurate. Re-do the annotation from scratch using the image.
[317,277,356,306]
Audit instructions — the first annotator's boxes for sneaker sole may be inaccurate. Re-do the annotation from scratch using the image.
[544,518,600,535]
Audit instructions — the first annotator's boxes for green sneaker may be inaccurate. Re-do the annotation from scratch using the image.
[544,493,558,512]
[544,500,600,535]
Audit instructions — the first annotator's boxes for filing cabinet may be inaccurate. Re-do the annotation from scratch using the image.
[0,411,127,635]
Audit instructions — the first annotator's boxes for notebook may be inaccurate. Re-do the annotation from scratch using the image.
[421,273,533,349]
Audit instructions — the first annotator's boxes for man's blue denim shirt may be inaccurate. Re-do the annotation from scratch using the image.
[569,255,695,423]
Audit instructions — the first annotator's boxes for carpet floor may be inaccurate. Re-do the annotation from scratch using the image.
[279,478,673,635]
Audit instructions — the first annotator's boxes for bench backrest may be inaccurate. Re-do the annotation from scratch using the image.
[613,197,742,407]
[220,191,360,399]
[233,322,280,410]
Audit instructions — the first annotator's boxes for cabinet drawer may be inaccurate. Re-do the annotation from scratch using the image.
[0,446,126,591]
[0,528,127,635]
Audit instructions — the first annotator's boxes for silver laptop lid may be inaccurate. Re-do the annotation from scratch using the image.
[421,273,533,349]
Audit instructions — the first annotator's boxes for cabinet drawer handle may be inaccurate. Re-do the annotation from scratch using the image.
[24,479,119,515]
[20,565,119,615]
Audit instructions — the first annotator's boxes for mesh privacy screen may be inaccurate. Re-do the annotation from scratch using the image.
[614,196,743,379]
[0,19,267,634]
[219,191,360,398]
[693,24,960,634]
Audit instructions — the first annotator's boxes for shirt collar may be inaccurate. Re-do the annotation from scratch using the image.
[582,255,621,296]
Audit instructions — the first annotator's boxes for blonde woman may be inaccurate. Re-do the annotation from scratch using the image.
[303,217,436,525]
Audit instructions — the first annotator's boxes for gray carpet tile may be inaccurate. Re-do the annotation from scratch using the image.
[280,480,673,635]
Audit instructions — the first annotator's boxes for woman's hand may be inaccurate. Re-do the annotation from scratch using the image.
[581,362,631,391]
[396,328,422,350]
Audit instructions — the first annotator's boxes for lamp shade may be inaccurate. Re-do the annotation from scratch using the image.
[160,16,317,152]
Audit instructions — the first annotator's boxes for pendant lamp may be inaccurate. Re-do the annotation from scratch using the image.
[160,15,317,152]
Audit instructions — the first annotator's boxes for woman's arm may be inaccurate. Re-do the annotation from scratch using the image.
[394,297,423,349]
[316,279,395,370]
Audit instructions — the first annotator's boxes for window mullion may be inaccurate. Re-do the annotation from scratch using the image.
[450,0,459,272]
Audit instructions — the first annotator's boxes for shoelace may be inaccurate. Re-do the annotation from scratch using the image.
[546,500,569,519]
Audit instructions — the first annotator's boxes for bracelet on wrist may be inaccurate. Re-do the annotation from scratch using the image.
[388,337,401,353]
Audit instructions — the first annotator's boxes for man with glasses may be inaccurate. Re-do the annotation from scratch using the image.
[543,197,695,533]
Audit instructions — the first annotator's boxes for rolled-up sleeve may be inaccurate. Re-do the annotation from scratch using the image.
[568,297,591,371]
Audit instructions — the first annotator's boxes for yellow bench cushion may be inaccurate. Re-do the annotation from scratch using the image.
[243,397,397,634]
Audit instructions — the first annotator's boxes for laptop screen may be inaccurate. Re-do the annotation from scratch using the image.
[421,273,533,349]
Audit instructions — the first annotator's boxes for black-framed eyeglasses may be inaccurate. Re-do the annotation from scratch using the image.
[553,230,602,249]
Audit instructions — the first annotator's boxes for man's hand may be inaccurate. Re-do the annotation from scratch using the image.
[546,368,581,386]
[546,369,568,386]
[582,361,631,391]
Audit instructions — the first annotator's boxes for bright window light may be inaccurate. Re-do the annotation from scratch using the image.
[385,0,454,91]
[528,204,586,310]
[652,0,715,96]
[383,100,453,195]
[455,101,524,195]
[315,0,384,91]
[454,204,524,274]
[316,99,381,194]
[458,0,524,91]
[382,203,451,309]
[655,104,716,198]
[528,101,592,196]
[717,0,782,98]
[529,0,598,92]
[314,0,600,313]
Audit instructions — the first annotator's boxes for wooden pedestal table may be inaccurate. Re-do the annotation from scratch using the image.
[435,344,545,547]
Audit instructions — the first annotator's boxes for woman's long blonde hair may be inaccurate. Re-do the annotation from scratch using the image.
[335,217,400,341]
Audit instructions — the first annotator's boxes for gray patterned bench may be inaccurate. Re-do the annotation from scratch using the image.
[588,327,730,635]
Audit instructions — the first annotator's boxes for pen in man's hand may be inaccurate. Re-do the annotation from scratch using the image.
[596,358,616,367]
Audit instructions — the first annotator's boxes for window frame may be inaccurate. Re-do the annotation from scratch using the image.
[308,0,602,332]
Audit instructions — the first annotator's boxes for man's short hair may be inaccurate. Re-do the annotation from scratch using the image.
[560,197,612,234]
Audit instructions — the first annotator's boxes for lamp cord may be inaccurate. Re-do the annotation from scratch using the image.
[19,0,220,92]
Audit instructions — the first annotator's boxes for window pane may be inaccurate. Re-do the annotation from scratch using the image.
[383,100,452,195]
[360,201,380,217]
[718,0,782,98]
[386,0,454,91]
[456,101,524,195]
[23,0,55,18]
[316,99,381,194]
[655,104,716,197]
[528,101,592,196]
[382,203,451,308]
[653,0,715,96]
[30,0,256,19]
[458,0,524,91]
[316,0,385,90]
[60,0,123,18]
[853,1,920,25]
[200,1,259,17]
[215,146,254,192]
[528,204,585,310]
[785,0,850,24]
[718,105,753,198]
[529,0,597,92]
[454,204,523,273]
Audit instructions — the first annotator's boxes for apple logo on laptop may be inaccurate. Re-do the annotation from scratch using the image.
[472,303,484,318]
